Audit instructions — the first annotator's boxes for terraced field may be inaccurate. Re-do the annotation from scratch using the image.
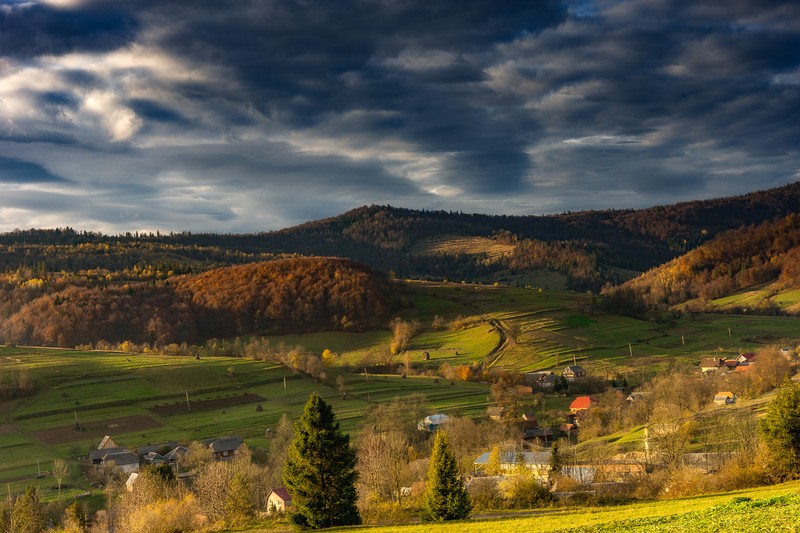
[0,346,491,495]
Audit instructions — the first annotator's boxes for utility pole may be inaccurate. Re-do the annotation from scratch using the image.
[186,392,191,412]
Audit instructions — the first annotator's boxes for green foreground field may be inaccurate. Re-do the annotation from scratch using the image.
[241,480,800,533]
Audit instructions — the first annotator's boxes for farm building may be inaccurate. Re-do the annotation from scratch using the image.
[203,436,243,460]
[267,488,293,514]
[473,450,551,481]
[525,371,556,389]
[569,396,598,413]
[100,451,140,474]
[417,413,450,432]
[563,365,586,382]
[713,391,737,405]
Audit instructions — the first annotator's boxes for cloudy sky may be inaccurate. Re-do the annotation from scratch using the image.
[1,0,799,233]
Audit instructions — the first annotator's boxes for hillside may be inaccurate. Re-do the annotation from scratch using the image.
[256,181,800,286]
[2,183,800,292]
[606,214,800,316]
[0,257,393,347]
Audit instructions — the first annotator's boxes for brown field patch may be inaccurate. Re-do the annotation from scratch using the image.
[148,392,265,416]
[34,415,164,445]
[410,235,514,260]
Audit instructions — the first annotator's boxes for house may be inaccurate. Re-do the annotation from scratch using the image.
[737,353,756,364]
[626,391,650,403]
[723,359,740,371]
[569,396,598,413]
[101,451,140,474]
[163,446,189,468]
[89,447,128,464]
[559,422,578,441]
[203,436,243,460]
[713,391,737,405]
[522,427,555,446]
[267,488,293,514]
[700,358,724,373]
[417,413,450,432]
[473,451,551,481]
[97,435,118,450]
[563,365,586,382]
[525,371,556,389]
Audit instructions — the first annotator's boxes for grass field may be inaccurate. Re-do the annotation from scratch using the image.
[2,281,799,499]
[265,281,800,379]
[0,346,491,495]
[239,480,800,533]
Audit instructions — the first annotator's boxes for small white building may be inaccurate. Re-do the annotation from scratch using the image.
[267,488,292,514]
[417,413,450,432]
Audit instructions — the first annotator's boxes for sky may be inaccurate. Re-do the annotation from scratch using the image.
[1,0,799,233]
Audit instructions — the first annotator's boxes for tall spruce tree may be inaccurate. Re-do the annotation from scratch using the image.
[283,393,360,528]
[421,431,470,522]
[761,377,800,478]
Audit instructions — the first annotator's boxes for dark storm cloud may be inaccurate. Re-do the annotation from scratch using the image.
[0,2,138,58]
[0,157,66,183]
[0,0,799,231]
[134,0,567,192]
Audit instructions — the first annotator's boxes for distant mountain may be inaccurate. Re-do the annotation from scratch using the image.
[2,182,800,291]
[252,181,800,288]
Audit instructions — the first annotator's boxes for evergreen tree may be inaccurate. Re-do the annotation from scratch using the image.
[283,393,360,529]
[761,377,800,478]
[421,431,470,522]
[550,440,563,478]
[225,472,255,526]
[13,486,45,533]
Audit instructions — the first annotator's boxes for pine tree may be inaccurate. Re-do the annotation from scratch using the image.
[421,431,470,522]
[13,486,45,533]
[283,393,360,529]
[760,377,800,478]
[225,472,255,526]
[550,440,563,478]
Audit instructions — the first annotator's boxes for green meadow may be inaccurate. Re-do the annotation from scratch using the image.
[238,480,800,533]
[268,281,800,377]
[0,346,490,495]
[2,281,799,497]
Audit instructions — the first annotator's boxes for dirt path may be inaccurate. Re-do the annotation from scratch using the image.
[448,293,514,367]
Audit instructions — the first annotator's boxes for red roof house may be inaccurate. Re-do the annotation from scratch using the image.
[569,396,598,413]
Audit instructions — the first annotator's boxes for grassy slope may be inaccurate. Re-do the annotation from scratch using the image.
[239,480,800,533]
[0,346,491,496]
[268,281,800,376]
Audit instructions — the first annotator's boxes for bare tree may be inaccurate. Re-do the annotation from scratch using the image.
[357,430,412,504]
[52,458,70,497]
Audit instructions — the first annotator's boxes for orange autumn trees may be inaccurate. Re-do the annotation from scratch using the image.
[0,257,393,347]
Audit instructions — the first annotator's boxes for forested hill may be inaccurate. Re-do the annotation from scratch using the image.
[0,257,393,347]
[2,182,800,290]
[251,181,800,286]
[604,214,800,316]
